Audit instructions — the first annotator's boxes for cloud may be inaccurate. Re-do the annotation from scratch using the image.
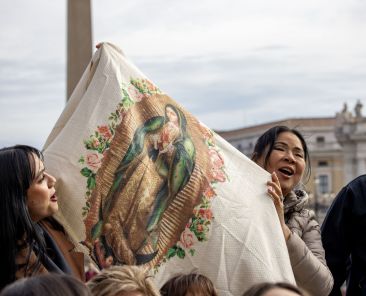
[0,56,65,148]
[1,0,366,147]
[133,47,366,129]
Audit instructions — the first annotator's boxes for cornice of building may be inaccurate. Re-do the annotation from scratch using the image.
[216,117,336,139]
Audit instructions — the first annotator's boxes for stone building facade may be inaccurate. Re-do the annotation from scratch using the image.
[217,101,365,223]
[335,100,366,183]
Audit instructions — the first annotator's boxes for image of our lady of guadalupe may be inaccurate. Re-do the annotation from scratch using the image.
[84,102,203,267]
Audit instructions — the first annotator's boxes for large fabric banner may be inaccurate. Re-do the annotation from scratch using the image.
[43,43,295,295]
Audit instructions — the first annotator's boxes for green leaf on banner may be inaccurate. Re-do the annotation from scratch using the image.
[81,167,92,177]
[87,175,96,190]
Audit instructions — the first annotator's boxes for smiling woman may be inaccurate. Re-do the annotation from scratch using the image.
[0,145,85,289]
[251,126,333,296]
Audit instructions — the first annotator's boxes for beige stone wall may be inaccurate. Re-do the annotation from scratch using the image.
[307,155,344,195]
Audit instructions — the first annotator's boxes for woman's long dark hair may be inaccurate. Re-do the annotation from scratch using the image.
[0,274,91,296]
[251,125,311,183]
[0,145,47,288]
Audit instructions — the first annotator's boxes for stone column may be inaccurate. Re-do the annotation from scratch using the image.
[355,139,366,177]
[342,144,357,183]
[67,0,93,100]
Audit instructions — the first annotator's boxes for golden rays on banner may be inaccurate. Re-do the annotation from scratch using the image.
[79,79,228,268]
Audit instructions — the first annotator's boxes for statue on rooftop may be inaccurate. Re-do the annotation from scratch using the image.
[354,100,363,120]
[336,102,354,125]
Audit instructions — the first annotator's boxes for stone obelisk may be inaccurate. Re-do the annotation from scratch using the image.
[67,0,93,100]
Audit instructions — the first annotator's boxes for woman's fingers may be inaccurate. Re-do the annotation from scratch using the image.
[271,172,282,190]
[272,171,280,182]
[268,172,283,198]
[267,186,282,205]
[267,187,276,202]
[266,173,287,234]
[267,181,282,199]
[268,181,281,195]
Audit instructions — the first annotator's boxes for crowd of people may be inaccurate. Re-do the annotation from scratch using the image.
[0,125,364,295]
[0,267,307,296]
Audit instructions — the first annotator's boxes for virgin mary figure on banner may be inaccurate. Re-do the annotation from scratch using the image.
[86,103,196,266]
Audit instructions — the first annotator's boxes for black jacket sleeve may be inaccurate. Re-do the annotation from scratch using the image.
[321,185,350,296]
[321,175,366,296]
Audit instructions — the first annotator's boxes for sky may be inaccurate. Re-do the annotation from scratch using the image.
[1,0,366,149]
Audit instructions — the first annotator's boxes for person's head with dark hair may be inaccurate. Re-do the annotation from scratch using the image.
[242,282,306,296]
[87,265,160,296]
[0,145,58,288]
[160,273,218,296]
[0,273,91,296]
[251,125,310,196]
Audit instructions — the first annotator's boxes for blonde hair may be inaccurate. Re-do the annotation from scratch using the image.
[87,265,160,296]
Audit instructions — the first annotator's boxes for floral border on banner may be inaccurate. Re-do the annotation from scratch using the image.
[78,77,228,267]
[155,128,228,270]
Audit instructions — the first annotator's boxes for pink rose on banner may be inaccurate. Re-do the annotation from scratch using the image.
[196,223,208,234]
[128,85,144,102]
[86,153,102,170]
[180,229,194,249]
[203,185,215,200]
[209,148,224,169]
[97,125,112,140]
[209,149,226,182]
[196,224,204,233]
[198,208,213,220]
[211,168,226,182]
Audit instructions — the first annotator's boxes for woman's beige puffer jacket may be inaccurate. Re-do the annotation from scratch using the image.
[284,190,334,296]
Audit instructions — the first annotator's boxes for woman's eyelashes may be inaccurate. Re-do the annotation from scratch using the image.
[295,152,304,158]
[37,175,45,183]
[36,170,46,183]
[274,145,304,159]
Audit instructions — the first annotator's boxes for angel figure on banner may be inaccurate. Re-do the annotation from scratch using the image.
[89,104,196,266]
